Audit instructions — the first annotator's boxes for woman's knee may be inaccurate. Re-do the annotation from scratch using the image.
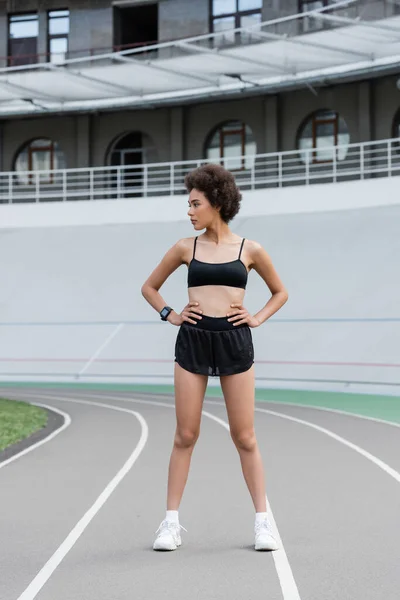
[174,427,199,449]
[231,428,257,452]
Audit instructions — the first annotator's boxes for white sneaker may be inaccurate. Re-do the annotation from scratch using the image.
[254,517,279,551]
[153,520,187,551]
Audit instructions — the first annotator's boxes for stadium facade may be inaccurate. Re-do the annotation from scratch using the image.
[0,0,399,179]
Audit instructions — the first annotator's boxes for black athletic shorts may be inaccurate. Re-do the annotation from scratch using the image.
[174,314,254,377]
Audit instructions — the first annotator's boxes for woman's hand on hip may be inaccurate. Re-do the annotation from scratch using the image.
[168,302,203,326]
[227,303,260,328]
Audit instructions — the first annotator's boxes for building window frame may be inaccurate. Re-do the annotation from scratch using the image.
[8,12,39,67]
[14,138,66,185]
[210,0,263,42]
[205,120,256,171]
[297,110,350,165]
[47,9,70,63]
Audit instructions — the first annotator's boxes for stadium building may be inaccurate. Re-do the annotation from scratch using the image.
[0,0,400,195]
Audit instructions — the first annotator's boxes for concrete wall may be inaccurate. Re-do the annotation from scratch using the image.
[159,0,209,42]
[0,176,399,388]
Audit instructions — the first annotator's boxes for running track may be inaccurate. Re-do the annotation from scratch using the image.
[1,387,399,600]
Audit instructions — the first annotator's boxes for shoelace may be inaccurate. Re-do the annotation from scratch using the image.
[155,520,188,535]
[255,519,274,535]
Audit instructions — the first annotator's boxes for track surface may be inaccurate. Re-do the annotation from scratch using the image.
[1,388,399,600]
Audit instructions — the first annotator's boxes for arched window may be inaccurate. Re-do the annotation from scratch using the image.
[14,138,66,184]
[297,110,350,164]
[205,121,256,170]
[392,109,400,139]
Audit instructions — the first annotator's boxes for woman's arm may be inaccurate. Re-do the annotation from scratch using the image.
[251,242,288,325]
[141,238,202,326]
[227,241,288,327]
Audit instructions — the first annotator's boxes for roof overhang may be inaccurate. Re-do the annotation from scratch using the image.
[1,0,400,117]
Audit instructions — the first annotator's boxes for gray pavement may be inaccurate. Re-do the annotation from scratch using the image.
[1,388,399,600]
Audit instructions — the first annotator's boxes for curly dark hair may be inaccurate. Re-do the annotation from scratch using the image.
[184,163,242,224]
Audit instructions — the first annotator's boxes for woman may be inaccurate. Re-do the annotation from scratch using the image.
[141,163,288,552]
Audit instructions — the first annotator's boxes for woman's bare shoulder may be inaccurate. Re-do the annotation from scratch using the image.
[244,238,265,256]
[174,237,196,265]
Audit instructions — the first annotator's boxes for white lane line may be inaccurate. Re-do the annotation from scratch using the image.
[14,389,400,428]
[78,323,124,376]
[254,406,400,484]
[201,408,301,600]
[14,397,148,600]
[0,404,71,470]
[256,400,400,429]
[31,391,301,600]
[70,393,400,484]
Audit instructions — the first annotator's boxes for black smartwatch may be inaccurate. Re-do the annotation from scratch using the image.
[160,306,173,321]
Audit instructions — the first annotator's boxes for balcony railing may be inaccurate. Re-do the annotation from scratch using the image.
[1,137,400,204]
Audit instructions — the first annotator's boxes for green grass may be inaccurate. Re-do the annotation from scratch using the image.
[0,398,48,452]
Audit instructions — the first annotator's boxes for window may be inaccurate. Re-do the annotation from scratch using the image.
[205,121,256,170]
[113,4,158,51]
[48,10,70,63]
[297,110,350,164]
[8,13,38,66]
[211,0,262,45]
[14,139,66,184]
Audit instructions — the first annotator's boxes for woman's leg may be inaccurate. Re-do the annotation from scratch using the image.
[220,366,267,512]
[167,362,208,510]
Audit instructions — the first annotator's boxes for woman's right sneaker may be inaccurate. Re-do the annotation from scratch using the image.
[153,520,187,551]
[254,516,280,551]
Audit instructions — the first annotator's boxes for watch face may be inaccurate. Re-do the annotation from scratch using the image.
[161,307,170,318]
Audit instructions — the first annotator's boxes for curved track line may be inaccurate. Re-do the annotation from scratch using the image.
[0,404,71,470]
[16,391,302,600]
[68,392,400,483]
[14,387,400,428]
[254,400,400,428]
[135,393,400,428]
[14,398,149,600]
[253,406,400,484]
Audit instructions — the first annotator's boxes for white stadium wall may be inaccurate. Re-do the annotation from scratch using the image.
[0,176,399,389]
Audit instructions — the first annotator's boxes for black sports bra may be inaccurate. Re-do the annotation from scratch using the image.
[187,237,248,289]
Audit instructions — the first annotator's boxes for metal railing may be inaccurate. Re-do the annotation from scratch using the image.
[1,137,400,204]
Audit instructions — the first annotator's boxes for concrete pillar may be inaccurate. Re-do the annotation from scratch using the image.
[264,95,279,154]
[262,0,299,34]
[169,107,184,162]
[358,81,372,143]
[37,10,48,64]
[0,10,7,67]
[75,114,91,168]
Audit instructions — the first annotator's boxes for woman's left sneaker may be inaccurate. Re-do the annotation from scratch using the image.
[153,520,187,551]
[254,517,280,551]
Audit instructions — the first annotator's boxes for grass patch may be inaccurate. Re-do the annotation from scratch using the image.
[0,398,48,452]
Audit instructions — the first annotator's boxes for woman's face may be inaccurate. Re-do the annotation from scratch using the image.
[187,188,220,230]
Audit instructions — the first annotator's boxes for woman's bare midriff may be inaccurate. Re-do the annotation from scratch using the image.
[188,284,246,318]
